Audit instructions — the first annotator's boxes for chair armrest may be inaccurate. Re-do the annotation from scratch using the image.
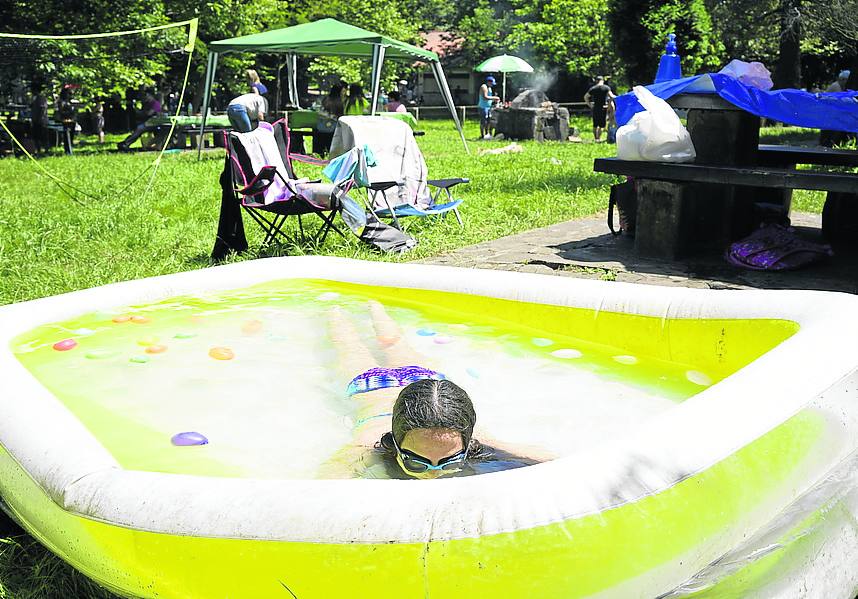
[428,178,470,189]
[369,180,402,191]
[235,165,278,195]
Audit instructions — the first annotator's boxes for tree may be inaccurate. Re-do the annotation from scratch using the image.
[608,0,723,85]
[508,0,621,77]
[451,0,517,64]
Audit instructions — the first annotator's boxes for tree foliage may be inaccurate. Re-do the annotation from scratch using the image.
[1,0,854,110]
[509,0,620,77]
[608,0,723,85]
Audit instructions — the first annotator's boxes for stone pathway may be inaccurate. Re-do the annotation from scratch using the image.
[417,211,858,293]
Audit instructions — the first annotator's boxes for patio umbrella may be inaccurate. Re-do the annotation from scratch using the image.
[474,54,534,101]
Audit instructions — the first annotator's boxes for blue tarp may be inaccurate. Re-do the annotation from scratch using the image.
[615,73,858,132]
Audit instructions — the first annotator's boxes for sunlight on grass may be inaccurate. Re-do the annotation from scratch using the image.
[0,118,619,305]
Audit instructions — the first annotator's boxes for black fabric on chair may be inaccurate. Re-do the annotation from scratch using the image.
[212,153,249,261]
[211,124,345,261]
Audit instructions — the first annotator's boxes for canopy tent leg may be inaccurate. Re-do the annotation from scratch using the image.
[287,53,299,108]
[370,44,387,116]
[276,63,283,115]
[502,73,507,103]
[431,61,469,154]
[197,51,218,161]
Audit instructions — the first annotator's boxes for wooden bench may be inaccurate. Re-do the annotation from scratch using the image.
[757,145,858,168]
[593,147,858,259]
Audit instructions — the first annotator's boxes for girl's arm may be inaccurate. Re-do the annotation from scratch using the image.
[473,427,558,462]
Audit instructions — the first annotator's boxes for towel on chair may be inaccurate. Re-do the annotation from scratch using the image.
[232,127,335,209]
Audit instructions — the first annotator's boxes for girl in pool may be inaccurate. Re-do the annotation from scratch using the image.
[321,301,551,479]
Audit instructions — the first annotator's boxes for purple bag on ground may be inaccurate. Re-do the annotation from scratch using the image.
[725,223,833,271]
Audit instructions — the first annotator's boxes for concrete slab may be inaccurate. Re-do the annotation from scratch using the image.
[416,211,858,293]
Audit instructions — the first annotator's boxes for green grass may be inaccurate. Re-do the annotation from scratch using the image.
[0,118,834,597]
[0,117,619,306]
[758,125,830,213]
[0,535,114,599]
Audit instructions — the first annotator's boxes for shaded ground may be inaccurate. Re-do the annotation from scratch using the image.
[418,211,858,293]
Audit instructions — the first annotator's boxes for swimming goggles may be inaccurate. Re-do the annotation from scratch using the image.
[391,434,467,474]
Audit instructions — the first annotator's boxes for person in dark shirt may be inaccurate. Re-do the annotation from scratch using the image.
[320,302,550,480]
[57,86,78,155]
[117,91,162,151]
[30,88,49,154]
[321,83,344,118]
[584,76,616,142]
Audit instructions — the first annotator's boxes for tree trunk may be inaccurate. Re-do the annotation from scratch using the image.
[772,0,802,89]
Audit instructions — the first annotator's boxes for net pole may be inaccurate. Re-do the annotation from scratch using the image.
[197,51,218,161]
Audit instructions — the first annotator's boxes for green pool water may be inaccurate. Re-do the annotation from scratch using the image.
[11,279,798,479]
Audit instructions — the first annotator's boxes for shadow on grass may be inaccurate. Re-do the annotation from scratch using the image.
[0,534,118,599]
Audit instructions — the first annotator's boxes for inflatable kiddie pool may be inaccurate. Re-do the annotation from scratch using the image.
[2,256,858,598]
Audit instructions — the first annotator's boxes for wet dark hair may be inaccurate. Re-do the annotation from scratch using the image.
[388,90,401,101]
[328,84,342,98]
[379,379,487,458]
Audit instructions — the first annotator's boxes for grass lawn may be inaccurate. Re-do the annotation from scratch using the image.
[0,116,829,597]
[0,117,621,306]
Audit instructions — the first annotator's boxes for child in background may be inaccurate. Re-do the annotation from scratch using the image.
[606,97,618,144]
[94,102,105,144]
[247,69,268,95]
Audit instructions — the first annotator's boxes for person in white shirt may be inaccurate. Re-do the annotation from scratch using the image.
[227,92,267,132]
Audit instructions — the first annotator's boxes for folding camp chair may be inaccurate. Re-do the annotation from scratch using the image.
[327,116,467,229]
[224,122,345,247]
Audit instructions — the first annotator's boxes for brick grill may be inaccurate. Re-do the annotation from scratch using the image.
[492,89,570,142]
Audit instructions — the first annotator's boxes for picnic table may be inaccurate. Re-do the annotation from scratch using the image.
[284,109,422,156]
[139,114,232,150]
[594,93,858,259]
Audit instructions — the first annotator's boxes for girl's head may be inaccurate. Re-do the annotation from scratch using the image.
[246,69,261,85]
[388,90,401,102]
[385,379,477,479]
[328,84,343,98]
[348,83,364,98]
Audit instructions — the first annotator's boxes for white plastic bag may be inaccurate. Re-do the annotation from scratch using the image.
[719,59,773,91]
[616,85,696,163]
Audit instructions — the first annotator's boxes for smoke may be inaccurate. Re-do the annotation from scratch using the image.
[530,69,558,92]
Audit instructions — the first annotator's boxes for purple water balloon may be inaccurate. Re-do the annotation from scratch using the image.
[171,431,209,446]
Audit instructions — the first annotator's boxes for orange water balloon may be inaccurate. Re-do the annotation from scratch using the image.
[112,315,131,323]
[130,315,150,324]
[208,347,234,361]
[145,344,168,354]
[241,319,263,335]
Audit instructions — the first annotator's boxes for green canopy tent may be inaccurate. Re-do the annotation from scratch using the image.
[198,18,468,158]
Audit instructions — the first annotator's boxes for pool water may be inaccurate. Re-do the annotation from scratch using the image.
[10,279,796,479]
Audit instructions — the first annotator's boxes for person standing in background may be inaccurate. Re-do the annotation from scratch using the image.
[605,97,618,144]
[322,83,345,118]
[344,83,369,116]
[477,76,500,140]
[247,69,268,96]
[584,76,615,142]
[94,102,105,144]
[57,85,78,155]
[30,87,49,154]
